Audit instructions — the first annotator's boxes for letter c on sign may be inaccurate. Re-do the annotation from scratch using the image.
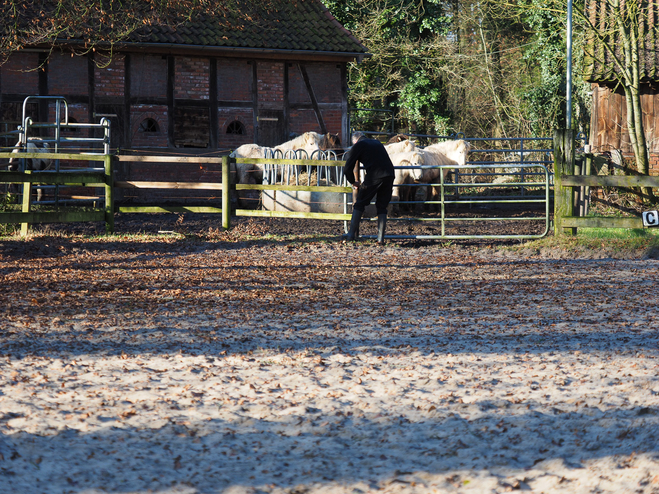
[642,210,659,227]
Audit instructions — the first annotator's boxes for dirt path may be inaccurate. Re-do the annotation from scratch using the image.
[1,237,658,493]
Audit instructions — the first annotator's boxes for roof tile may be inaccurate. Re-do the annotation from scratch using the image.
[129,0,367,56]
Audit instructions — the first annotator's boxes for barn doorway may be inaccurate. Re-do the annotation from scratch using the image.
[257,110,285,147]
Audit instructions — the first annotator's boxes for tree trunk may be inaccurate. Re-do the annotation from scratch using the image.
[614,0,654,201]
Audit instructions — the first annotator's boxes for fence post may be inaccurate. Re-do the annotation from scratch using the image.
[105,154,114,234]
[222,155,232,230]
[20,170,32,237]
[553,129,576,235]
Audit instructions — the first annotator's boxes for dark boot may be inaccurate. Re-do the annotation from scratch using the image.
[346,209,363,241]
[377,213,387,244]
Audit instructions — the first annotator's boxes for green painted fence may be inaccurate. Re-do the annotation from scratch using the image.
[553,129,659,234]
[0,153,351,235]
[0,152,113,235]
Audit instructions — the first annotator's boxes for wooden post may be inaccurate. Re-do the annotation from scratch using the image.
[553,129,576,235]
[222,155,231,230]
[20,171,32,237]
[584,151,593,216]
[105,154,115,234]
[574,156,583,216]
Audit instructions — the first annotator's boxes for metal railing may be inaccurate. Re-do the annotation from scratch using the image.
[3,96,111,207]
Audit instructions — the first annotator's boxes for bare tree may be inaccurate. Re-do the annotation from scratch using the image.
[578,0,655,199]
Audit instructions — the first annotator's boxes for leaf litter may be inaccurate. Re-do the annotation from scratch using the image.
[0,224,658,493]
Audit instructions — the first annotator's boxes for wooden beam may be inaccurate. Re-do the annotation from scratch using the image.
[117,155,226,163]
[298,64,327,134]
[236,184,350,193]
[117,206,223,214]
[236,209,350,221]
[0,152,107,161]
[562,175,659,187]
[115,181,224,190]
[561,216,643,229]
[0,171,106,184]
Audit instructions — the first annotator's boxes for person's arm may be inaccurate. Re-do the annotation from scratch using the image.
[343,148,358,185]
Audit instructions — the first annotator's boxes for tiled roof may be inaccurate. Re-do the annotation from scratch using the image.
[584,0,659,82]
[127,0,368,56]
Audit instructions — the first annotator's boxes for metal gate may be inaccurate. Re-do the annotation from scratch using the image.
[353,135,553,240]
[2,96,111,206]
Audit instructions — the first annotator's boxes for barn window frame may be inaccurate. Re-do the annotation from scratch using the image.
[226,120,245,135]
[139,117,160,133]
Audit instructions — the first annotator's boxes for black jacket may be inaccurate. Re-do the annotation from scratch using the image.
[343,138,395,185]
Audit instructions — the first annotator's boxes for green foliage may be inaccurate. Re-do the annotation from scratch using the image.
[324,0,594,139]
[324,0,454,135]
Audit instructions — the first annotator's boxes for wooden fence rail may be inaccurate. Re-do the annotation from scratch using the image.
[553,129,659,234]
[0,151,113,235]
[1,153,351,234]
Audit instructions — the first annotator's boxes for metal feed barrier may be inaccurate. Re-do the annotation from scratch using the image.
[3,96,111,207]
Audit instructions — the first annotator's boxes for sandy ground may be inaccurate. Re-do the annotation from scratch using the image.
[1,235,658,493]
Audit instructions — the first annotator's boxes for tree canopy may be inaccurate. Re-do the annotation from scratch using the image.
[324,0,591,139]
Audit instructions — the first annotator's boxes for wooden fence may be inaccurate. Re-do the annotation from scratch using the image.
[0,153,351,234]
[12,138,657,238]
[553,129,659,235]
[0,152,113,236]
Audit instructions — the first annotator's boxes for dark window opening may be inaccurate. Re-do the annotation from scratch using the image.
[139,118,159,133]
[226,120,245,135]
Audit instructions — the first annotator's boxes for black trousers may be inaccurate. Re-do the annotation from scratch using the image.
[353,176,395,215]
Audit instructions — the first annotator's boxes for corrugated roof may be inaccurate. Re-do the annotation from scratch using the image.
[125,0,368,56]
[584,0,659,82]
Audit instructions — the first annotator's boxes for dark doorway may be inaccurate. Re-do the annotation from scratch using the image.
[257,110,285,147]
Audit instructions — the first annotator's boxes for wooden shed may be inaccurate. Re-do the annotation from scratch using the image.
[584,0,659,174]
[0,0,368,154]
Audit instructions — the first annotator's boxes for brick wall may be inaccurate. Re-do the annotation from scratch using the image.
[48,52,88,96]
[649,153,659,175]
[289,108,343,137]
[45,102,90,141]
[131,54,167,99]
[1,52,39,95]
[217,59,253,101]
[95,55,125,98]
[175,57,209,100]
[130,105,168,148]
[218,108,255,151]
[256,62,284,109]
[289,63,342,104]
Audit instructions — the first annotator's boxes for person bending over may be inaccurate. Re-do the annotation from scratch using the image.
[343,131,395,244]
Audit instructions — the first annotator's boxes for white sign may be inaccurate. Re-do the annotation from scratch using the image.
[642,210,659,227]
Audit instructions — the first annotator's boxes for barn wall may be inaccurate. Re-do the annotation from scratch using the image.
[49,53,88,97]
[131,54,168,99]
[175,57,210,100]
[0,52,40,95]
[95,56,126,99]
[130,105,168,148]
[1,50,349,157]
[590,83,659,174]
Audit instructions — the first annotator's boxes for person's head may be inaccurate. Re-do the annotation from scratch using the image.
[351,131,366,145]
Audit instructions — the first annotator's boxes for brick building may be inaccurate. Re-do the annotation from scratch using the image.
[0,0,368,155]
